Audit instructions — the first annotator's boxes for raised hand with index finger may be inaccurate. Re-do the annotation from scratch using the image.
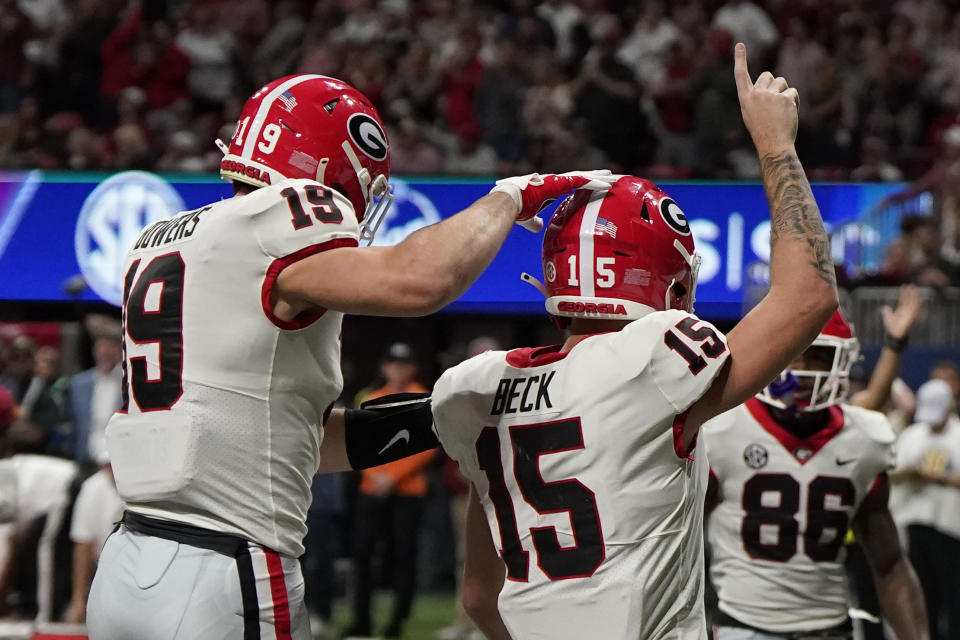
[734,42,801,157]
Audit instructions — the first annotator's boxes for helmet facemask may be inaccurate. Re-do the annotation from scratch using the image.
[758,336,860,412]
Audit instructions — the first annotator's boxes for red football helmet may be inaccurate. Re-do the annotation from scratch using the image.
[758,308,861,412]
[216,74,393,242]
[524,176,700,321]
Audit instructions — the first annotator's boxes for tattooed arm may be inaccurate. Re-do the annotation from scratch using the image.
[685,43,838,435]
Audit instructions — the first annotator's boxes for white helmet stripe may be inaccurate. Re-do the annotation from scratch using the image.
[241,74,327,159]
[578,194,604,298]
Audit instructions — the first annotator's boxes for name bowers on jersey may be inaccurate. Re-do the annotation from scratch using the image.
[132,206,212,251]
[491,371,555,415]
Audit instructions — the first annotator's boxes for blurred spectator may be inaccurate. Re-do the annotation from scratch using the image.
[444,123,498,175]
[1,336,37,404]
[384,41,439,124]
[570,20,655,172]
[64,450,122,624]
[475,36,528,168]
[851,136,905,182]
[689,28,754,177]
[250,0,307,86]
[521,53,573,145]
[711,0,778,67]
[347,343,437,639]
[890,378,960,640]
[332,0,385,47]
[0,385,14,438]
[297,16,343,78]
[930,360,960,400]
[174,3,236,112]
[885,14,928,152]
[775,13,826,112]
[799,56,855,176]
[67,328,123,468]
[100,6,190,118]
[535,0,586,65]
[649,35,697,172]
[0,0,32,114]
[52,0,117,124]
[899,215,959,286]
[536,117,609,175]
[0,417,77,622]
[417,0,460,56]
[437,26,484,138]
[389,119,444,175]
[617,0,678,89]
[155,129,205,172]
[879,125,960,249]
[850,237,913,288]
[18,346,69,456]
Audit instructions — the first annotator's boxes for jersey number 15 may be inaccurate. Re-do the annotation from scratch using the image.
[475,418,605,582]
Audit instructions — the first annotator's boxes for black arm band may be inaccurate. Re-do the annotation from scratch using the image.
[344,392,439,470]
[884,333,909,353]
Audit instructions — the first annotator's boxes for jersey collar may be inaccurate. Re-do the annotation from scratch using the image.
[505,344,568,368]
[504,331,618,369]
[745,398,845,465]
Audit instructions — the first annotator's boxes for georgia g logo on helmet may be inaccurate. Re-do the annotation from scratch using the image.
[659,198,691,236]
[347,113,388,161]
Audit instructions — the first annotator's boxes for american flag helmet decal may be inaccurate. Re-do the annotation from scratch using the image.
[594,216,618,238]
[278,90,298,112]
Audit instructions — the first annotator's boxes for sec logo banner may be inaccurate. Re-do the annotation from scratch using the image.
[74,171,185,306]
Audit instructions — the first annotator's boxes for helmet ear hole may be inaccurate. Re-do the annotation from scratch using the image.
[671,282,687,298]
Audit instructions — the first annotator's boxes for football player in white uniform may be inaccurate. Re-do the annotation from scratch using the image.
[432,44,839,640]
[703,310,928,640]
[85,74,617,640]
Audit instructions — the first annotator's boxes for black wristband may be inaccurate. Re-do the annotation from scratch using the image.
[884,333,909,353]
[344,392,438,470]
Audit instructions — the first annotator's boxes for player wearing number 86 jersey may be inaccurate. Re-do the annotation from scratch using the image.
[703,401,894,633]
[702,310,928,640]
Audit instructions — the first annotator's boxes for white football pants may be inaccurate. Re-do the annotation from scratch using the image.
[86,525,309,639]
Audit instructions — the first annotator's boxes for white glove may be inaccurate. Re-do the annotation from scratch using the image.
[491,170,618,232]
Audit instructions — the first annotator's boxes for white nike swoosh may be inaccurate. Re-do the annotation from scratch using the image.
[378,430,411,455]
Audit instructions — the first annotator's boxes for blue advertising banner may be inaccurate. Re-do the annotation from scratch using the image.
[0,171,905,318]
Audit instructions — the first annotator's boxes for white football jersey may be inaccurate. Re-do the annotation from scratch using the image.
[703,400,895,633]
[106,178,358,557]
[433,310,730,640]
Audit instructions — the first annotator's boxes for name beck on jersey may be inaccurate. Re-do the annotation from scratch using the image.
[491,371,555,416]
[131,206,212,251]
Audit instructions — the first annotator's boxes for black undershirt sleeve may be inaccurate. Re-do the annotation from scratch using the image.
[343,392,439,470]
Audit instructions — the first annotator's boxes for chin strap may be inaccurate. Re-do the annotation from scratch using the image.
[520,272,549,297]
[673,239,702,312]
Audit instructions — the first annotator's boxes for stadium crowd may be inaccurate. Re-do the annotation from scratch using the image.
[0,0,960,182]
